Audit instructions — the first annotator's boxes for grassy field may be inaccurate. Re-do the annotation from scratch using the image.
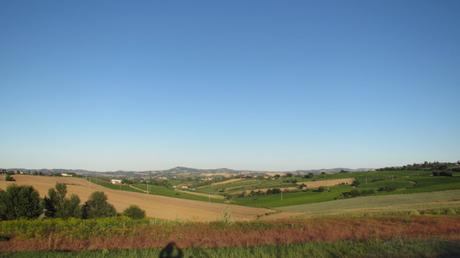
[233,185,352,208]
[4,239,460,258]
[132,183,224,202]
[279,189,460,216]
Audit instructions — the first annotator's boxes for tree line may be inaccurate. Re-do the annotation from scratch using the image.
[0,183,145,220]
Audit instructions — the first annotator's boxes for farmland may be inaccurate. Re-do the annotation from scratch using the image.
[278,189,460,216]
[0,175,270,221]
[2,163,460,257]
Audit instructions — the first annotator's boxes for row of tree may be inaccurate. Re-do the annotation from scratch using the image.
[377,161,460,171]
[0,183,145,220]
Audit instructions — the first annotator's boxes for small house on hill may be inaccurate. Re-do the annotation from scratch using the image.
[111,179,123,184]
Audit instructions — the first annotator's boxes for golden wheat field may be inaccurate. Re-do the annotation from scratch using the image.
[0,175,271,221]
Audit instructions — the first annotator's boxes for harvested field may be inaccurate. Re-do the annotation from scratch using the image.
[0,175,271,221]
[210,178,243,186]
[296,178,354,189]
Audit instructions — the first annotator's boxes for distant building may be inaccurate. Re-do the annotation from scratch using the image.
[61,173,72,177]
[111,179,122,184]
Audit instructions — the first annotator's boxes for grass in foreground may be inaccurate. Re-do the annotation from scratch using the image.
[1,216,460,252]
[3,239,460,258]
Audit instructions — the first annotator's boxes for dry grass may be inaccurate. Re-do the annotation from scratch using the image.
[211,178,243,186]
[1,216,460,252]
[297,178,354,189]
[0,175,270,221]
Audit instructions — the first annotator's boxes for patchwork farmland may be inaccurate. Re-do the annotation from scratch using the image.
[0,175,270,221]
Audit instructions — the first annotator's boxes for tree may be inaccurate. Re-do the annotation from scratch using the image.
[44,183,81,218]
[0,185,42,220]
[123,205,146,219]
[82,191,116,219]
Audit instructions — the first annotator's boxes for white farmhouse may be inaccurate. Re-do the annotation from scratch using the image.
[111,179,122,184]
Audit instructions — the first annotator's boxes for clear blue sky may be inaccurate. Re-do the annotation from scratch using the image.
[1,1,459,171]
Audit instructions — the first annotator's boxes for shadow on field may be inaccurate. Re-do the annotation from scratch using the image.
[159,242,184,258]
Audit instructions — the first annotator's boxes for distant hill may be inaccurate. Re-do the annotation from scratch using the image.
[0,166,371,178]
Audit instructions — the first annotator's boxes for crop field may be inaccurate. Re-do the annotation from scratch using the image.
[279,189,460,216]
[0,175,270,221]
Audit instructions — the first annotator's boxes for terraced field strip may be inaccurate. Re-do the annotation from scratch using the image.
[174,189,225,200]
[210,178,243,186]
[0,175,271,221]
[296,178,354,189]
[279,189,460,216]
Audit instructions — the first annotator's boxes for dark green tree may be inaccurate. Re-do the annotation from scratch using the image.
[82,191,116,219]
[123,205,146,219]
[44,183,81,218]
[0,185,42,220]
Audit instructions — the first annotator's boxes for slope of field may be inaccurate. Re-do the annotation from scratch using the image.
[279,189,460,216]
[0,175,271,221]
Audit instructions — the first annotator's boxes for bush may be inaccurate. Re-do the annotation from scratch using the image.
[444,208,456,215]
[351,180,360,187]
[341,189,376,199]
[408,210,420,216]
[82,192,116,219]
[4,174,15,181]
[432,171,453,177]
[315,186,329,192]
[123,205,146,219]
[0,185,42,220]
[378,185,397,192]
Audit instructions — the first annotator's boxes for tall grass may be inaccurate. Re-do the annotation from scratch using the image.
[1,216,460,252]
[3,239,460,258]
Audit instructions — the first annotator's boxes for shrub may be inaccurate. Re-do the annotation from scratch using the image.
[123,205,146,219]
[408,210,420,216]
[444,208,456,215]
[4,174,15,181]
[378,185,397,192]
[0,185,42,220]
[315,186,329,192]
[432,171,453,177]
[82,192,116,219]
[351,179,360,187]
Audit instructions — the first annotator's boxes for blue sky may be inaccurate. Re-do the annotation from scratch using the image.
[1,1,459,171]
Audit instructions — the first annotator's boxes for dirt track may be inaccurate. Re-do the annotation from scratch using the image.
[0,175,271,221]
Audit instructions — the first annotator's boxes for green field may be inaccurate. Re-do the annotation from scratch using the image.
[4,239,460,258]
[88,170,460,210]
[233,185,352,208]
[279,189,460,216]
[88,177,224,203]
